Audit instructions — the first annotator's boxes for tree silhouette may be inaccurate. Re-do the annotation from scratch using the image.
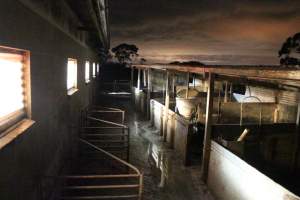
[140,58,147,64]
[279,32,300,67]
[169,61,205,66]
[111,43,139,65]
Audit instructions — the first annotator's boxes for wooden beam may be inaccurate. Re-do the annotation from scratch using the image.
[163,71,170,141]
[133,64,300,82]
[201,73,215,182]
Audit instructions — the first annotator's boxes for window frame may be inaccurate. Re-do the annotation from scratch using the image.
[0,46,33,140]
[92,62,96,78]
[96,63,100,76]
[67,58,78,96]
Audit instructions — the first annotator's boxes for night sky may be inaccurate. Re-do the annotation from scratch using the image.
[109,0,300,65]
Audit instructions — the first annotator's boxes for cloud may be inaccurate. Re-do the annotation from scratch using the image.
[109,0,300,64]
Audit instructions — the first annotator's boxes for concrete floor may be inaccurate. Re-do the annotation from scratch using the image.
[101,97,215,200]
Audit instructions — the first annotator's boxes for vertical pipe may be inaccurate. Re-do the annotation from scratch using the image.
[201,73,215,182]
[163,71,170,141]
[138,174,143,200]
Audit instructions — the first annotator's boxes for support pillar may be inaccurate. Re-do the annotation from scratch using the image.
[172,73,176,99]
[229,83,233,101]
[201,73,215,182]
[130,67,134,103]
[143,69,147,88]
[185,72,190,99]
[292,102,300,172]
[193,74,196,88]
[163,71,170,141]
[137,68,141,90]
[147,68,152,120]
[224,81,228,103]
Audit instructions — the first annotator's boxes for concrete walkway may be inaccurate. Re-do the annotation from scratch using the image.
[103,97,215,200]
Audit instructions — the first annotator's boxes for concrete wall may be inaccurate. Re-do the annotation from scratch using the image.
[150,99,193,165]
[0,1,100,199]
[173,114,191,166]
[150,99,164,134]
[208,141,300,200]
[166,111,176,148]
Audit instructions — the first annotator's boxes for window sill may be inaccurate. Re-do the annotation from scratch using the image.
[0,119,35,150]
[67,88,79,96]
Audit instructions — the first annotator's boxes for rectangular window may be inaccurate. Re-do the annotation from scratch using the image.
[67,58,78,95]
[92,62,96,78]
[85,61,90,83]
[96,63,100,76]
[0,47,32,136]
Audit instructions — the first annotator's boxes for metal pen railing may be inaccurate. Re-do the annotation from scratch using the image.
[42,139,143,200]
[101,80,131,93]
[240,96,262,126]
[83,106,129,160]
[77,138,143,200]
[41,106,143,200]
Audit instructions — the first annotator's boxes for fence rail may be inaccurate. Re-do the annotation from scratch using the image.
[77,138,143,200]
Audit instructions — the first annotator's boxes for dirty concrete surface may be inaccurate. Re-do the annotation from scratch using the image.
[100,97,215,200]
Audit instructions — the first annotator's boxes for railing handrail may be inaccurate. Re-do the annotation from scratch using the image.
[240,95,262,126]
[88,116,127,128]
[89,110,124,113]
[88,106,123,112]
[79,138,141,176]
[82,126,126,129]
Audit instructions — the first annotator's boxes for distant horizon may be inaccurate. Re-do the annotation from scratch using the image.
[138,54,279,66]
[110,1,299,66]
